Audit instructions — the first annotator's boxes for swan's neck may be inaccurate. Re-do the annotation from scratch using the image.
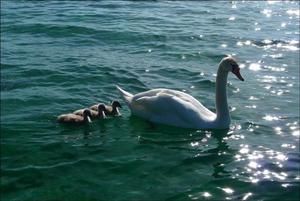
[215,68,230,124]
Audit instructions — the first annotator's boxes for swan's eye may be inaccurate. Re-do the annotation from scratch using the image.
[231,63,239,71]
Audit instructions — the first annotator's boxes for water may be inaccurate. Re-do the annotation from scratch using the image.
[1,1,299,200]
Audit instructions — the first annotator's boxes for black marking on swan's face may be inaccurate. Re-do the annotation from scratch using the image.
[230,62,239,71]
[224,57,238,70]
[228,58,244,81]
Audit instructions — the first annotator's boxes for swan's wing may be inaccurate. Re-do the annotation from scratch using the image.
[169,94,216,122]
[134,89,214,116]
[132,88,164,100]
[165,89,216,118]
[133,92,215,125]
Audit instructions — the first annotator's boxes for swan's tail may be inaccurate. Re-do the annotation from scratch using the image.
[116,85,133,108]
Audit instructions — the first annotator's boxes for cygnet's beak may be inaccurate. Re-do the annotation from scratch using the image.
[232,67,245,81]
[102,111,107,119]
[116,108,121,116]
[87,116,92,123]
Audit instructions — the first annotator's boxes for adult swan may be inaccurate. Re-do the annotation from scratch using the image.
[116,57,244,129]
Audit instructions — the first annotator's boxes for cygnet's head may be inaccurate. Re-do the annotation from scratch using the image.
[220,56,244,81]
[97,104,107,118]
[83,109,92,122]
[97,104,106,111]
[112,100,122,108]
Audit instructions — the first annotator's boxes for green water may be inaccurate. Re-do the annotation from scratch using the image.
[1,1,299,200]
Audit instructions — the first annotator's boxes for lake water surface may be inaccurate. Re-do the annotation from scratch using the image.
[1,1,299,200]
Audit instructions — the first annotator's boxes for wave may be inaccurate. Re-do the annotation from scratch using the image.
[251,39,299,47]
[3,23,169,44]
[3,23,96,36]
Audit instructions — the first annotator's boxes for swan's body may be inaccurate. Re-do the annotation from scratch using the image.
[116,57,244,129]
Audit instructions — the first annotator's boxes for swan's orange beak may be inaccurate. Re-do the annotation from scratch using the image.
[232,67,244,81]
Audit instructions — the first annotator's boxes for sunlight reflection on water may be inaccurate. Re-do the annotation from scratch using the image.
[249,63,261,71]
[263,115,280,121]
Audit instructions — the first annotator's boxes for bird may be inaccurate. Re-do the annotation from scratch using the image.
[57,109,93,124]
[73,104,107,119]
[90,101,122,116]
[116,56,244,129]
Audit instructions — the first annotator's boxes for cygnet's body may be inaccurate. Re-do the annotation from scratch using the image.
[57,109,92,124]
[74,104,106,119]
[90,101,122,116]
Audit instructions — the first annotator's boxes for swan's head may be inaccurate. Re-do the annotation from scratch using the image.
[112,100,122,108]
[220,57,244,81]
[83,109,92,123]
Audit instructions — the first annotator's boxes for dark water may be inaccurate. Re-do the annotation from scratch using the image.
[1,1,299,201]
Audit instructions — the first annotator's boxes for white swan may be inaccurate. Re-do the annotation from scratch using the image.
[116,57,244,129]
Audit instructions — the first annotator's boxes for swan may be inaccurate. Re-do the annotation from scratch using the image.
[116,57,244,129]
[90,101,122,116]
